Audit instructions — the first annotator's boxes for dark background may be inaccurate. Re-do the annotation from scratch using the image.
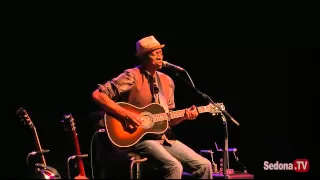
[16,1,311,179]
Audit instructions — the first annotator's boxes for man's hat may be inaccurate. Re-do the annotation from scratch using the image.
[136,36,165,56]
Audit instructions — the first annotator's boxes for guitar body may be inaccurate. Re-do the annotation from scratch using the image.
[105,102,169,148]
[30,164,60,179]
[31,169,55,179]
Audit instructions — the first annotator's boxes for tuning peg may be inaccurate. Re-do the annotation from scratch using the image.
[64,113,73,119]
[219,104,226,111]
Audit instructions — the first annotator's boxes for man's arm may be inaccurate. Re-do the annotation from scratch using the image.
[92,69,136,122]
[170,106,198,125]
[92,89,128,120]
[170,116,186,126]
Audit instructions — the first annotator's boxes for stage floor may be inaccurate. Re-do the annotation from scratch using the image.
[182,172,254,179]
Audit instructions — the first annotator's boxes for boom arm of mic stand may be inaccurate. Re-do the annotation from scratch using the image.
[176,70,240,126]
[202,93,240,126]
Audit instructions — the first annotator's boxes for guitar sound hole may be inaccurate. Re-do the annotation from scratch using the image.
[139,112,154,129]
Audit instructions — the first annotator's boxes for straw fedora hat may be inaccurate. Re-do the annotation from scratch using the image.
[136,36,165,56]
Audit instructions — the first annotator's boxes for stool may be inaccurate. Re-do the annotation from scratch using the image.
[128,152,147,179]
[91,128,148,179]
[90,111,151,179]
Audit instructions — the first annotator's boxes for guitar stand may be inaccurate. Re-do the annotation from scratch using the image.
[67,154,89,179]
[26,149,50,166]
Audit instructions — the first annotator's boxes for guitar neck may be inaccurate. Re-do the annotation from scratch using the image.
[32,126,47,166]
[154,105,216,122]
[71,131,86,176]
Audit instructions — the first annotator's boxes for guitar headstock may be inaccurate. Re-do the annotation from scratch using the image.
[61,113,76,132]
[207,103,225,115]
[16,107,34,128]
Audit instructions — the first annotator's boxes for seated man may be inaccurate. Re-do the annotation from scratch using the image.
[92,35,213,179]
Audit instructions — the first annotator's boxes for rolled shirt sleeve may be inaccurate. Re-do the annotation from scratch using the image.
[97,69,136,100]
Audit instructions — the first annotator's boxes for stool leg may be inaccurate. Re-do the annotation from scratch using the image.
[130,157,147,179]
[130,160,134,179]
[130,162,140,179]
[136,163,140,179]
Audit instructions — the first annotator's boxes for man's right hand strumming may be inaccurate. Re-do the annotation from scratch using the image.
[124,111,142,128]
[92,89,142,127]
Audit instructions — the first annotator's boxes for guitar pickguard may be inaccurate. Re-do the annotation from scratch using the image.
[139,111,155,129]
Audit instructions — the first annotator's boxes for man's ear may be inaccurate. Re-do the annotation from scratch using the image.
[137,54,148,63]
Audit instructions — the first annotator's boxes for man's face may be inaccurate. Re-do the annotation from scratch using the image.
[146,49,163,69]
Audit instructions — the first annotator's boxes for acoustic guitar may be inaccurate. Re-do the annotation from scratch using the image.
[104,102,224,148]
[62,113,88,180]
[17,107,61,179]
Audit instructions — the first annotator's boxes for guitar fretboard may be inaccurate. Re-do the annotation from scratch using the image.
[153,105,219,122]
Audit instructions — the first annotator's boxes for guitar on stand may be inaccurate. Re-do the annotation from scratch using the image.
[62,113,88,180]
[17,107,61,179]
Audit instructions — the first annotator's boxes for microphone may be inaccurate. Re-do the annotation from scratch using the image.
[162,61,184,71]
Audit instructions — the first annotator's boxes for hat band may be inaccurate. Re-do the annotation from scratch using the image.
[137,42,161,51]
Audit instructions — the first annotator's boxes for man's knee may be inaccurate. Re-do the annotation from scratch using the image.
[196,158,212,174]
[198,158,213,172]
[166,160,183,174]
[191,158,213,178]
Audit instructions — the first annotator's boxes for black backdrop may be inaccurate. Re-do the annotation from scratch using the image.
[16,1,311,179]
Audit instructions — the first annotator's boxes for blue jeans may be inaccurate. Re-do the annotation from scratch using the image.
[133,140,213,179]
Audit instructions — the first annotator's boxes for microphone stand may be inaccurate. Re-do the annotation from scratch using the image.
[175,70,240,179]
